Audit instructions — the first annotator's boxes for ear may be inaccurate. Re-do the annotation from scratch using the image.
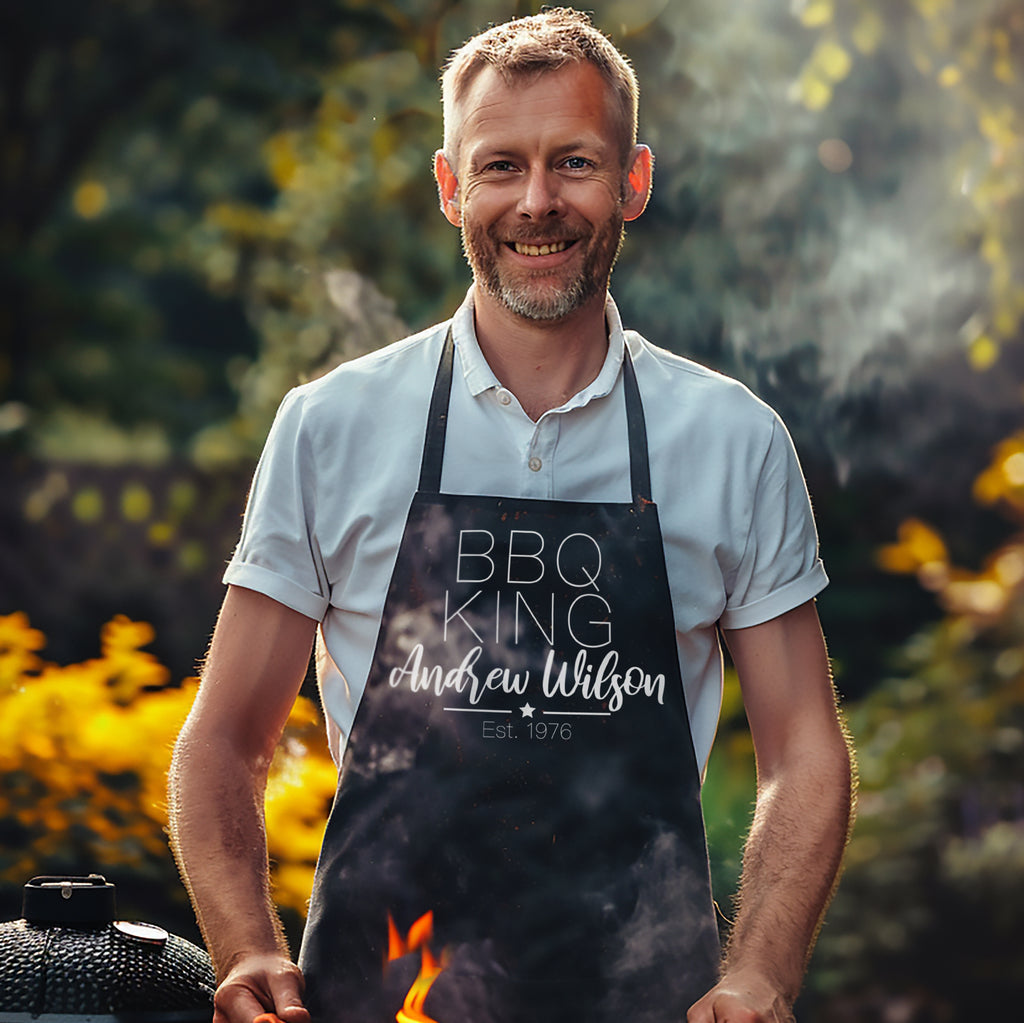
[621,144,653,222]
[434,150,461,227]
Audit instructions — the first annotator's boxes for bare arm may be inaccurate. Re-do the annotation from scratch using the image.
[689,600,855,1023]
[168,585,319,1023]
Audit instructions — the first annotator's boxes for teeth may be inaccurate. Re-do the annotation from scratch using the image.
[514,240,569,256]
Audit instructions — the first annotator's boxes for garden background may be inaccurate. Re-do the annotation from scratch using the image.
[2,1,1023,1018]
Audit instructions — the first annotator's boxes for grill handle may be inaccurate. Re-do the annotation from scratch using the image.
[22,874,117,926]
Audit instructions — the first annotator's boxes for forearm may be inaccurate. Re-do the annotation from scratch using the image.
[168,725,287,978]
[167,586,316,981]
[725,731,854,1001]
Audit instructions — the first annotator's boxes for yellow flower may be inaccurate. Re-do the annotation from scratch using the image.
[98,615,170,701]
[0,611,46,654]
[0,611,47,691]
[1,615,335,918]
[272,862,317,915]
[877,519,950,581]
[102,615,157,654]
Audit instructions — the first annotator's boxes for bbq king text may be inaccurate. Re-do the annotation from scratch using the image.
[446,527,610,647]
[386,528,667,712]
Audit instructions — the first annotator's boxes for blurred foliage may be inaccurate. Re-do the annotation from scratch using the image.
[701,666,755,927]
[705,419,1024,1018]
[3,0,1021,473]
[0,458,246,678]
[0,612,337,930]
[807,431,1024,1019]
[880,430,1024,622]
[792,0,1024,365]
[0,0,472,463]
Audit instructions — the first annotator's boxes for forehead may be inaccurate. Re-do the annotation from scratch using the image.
[456,63,617,164]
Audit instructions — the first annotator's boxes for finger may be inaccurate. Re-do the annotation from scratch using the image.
[687,985,719,1022]
[273,1010,311,1023]
[686,997,713,1022]
[213,983,269,1023]
[708,996,761,1023]
[688,992,757,1023]
[267,970,310,1023]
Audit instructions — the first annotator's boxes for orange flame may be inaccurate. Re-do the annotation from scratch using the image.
[386,912,444,1023]
[396,944,444,1023]
[387,910,434,961]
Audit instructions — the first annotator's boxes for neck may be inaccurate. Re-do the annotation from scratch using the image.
[472,289,610,421]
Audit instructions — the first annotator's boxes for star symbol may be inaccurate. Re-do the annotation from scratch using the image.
[520,703,535,718]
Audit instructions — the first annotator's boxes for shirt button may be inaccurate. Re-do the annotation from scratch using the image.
[496,389,513,406]
[528,456,543,472]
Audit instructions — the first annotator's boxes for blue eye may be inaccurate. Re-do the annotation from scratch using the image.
[564,156,592,170]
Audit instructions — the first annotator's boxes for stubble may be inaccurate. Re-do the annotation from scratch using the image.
[462,212,626,322]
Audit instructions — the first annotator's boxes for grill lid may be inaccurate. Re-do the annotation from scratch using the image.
[0,875,215,1021]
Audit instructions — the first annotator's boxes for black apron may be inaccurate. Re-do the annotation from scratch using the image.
[299,332,720,1023]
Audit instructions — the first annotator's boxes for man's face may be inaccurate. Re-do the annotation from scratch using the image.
[447,63,634,322]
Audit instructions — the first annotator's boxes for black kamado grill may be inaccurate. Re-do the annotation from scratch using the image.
[0,875,215,1022]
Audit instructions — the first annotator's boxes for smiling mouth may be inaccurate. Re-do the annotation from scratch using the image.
[511,240,574,257]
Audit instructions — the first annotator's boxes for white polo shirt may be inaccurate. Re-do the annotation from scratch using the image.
[224,289,827,772]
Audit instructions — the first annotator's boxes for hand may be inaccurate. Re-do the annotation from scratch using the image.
[686,969,795,1023]
[212,953,311,1023]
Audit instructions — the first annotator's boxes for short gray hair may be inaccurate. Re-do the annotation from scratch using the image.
[440,7,639,168]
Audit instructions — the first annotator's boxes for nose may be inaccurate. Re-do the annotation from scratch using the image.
[516,167,565,220]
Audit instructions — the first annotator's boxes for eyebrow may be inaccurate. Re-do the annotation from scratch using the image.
[468,136,609,170]
[469,148,519,167]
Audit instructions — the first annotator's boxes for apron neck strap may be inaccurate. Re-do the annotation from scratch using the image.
[621,342,653,505]
[418,326,654,506]
[418,327,455,493]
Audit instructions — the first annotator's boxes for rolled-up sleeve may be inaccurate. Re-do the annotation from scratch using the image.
[719,416,827,630]
[223,389,331,622]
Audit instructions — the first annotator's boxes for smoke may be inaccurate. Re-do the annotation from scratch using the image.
[719,141,1015,485]
[724,154,983,395]
[619,0,1019,486]
[600,830,720,1023]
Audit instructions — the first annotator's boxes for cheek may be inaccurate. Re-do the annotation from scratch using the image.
[553,175,624,224]
[583,174,626,210]
[460,178,503,212]
[459,191,497,232]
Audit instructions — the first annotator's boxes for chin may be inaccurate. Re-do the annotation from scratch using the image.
[500,291,586,322]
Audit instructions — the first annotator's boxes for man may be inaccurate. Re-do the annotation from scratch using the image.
[169,9,853,1023]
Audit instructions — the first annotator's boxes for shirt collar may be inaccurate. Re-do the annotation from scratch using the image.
[451,285,626,410]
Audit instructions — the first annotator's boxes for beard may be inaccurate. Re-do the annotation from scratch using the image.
[462,210,625,322]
